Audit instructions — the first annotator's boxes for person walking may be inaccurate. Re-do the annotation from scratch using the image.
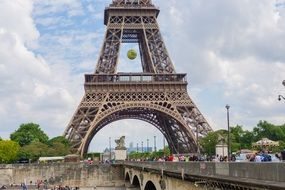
[281,149,285,161]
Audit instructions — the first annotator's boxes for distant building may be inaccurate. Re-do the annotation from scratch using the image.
[101,148,115,162]
[127,147,153,153]
[101,146,154,158]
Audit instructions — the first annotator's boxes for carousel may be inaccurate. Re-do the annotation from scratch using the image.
[252,138,279,150]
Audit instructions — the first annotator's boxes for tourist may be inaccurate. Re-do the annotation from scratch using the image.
[21,183,27,190]
[275,153,281,161]
[281,149,285,161]
[231,154,236,162]
[168,155,174,162]
[254,153,262,162]
[248,153,255,162]
[261,153,271,162]
[185,156,189,162]
[179,155,185,162]
[214,154,220,162]
[173,155,179,162]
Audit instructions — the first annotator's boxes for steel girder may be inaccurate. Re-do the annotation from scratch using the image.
[80,107,198,155]
[112,0,153,6]
[64,1,213,156]
[64,82,212,156]
[96,11,175,74]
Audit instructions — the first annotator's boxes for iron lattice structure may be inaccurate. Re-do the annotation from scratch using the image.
[64,0,213,156]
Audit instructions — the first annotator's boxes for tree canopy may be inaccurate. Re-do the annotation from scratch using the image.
[128,146,170,160]
[200,121,285,155]
[1,120,284,163]
[17,136,71,162]
[48,136,70,147]
[0,123,72,163]
[200,131,219,156]
[18,141,50,162]
[10,123,49,146]
[0,140,20,163]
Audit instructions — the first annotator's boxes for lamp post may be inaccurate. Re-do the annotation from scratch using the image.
[225,104,230,161]
[137,143,139,153]
[278,80,285,101]
[147,139,149,152]
[141,141,144,153]
[154,136,157,152]
[196,126,200,158]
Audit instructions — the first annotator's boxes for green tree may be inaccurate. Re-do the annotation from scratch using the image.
[280,124,285,135]
[200,131,219,156]
[240,130,254,149]
[200,128,244,155]
[47,142,71,156]
[47,136,71,156]
[230,125,244,144]
[48,136,70,147]
[271,141,285,153]
[18,141,49,162]
[200,121,285,155]
[10,123,49,146]
[253,121,285,142]
[0,140,20,163]
[128,147,170,160]
[162,146,171,157]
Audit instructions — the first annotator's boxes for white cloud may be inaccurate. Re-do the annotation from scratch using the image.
[156,0,285,129]
[0,0,78,139]
[35,17,62,27]
[33,0,84,17]
[0,0,39,43]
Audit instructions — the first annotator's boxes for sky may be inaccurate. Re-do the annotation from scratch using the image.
[0,0,285,152]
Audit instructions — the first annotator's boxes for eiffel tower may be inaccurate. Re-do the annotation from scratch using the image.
[64,0,213,156]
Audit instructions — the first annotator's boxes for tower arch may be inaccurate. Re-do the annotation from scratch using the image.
[80,103,198,156]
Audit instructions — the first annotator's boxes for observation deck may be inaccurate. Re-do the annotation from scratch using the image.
[85,73,187,84]
[84,73,188,92]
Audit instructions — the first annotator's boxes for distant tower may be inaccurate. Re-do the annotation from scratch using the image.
[64,0,213,156]
[129,142,134,149]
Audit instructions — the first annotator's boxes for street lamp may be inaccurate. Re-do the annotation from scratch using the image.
[225,104,230,161]
[141,141,144,153]
[196,126,200,158]
[137,143,139,152]
[147,139,149,152]
[154,136,157,152]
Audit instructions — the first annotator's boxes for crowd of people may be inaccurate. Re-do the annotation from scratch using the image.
[2,180,81,190]
[127,149,285,163]
[128,155,204,162]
